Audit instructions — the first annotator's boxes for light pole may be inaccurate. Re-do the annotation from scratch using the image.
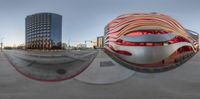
[68,38,71,49]
[0,37,4,52]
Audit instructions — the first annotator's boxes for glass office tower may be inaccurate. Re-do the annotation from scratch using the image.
[25,13,62,49]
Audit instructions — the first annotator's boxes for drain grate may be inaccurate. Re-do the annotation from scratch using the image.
[100,61,115,67]
[56,69,67,75]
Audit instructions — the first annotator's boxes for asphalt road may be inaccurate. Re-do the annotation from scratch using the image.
[3,50,97,81]
[1,51,200,99]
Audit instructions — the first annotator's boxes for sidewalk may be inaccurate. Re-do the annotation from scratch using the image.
[0,51,25,88]
[75,50,135,84]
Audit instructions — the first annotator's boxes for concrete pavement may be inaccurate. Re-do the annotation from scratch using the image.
[1,51,200,99]
[75,50,135,84]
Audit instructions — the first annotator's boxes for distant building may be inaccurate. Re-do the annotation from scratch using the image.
[96,36,104,48]
[62,43,68,50]
[17,44,25,49]
[25,12,62,49]
[77,43,87,48]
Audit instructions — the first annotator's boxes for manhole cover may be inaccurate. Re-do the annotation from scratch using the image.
[100,61,115,67]
[56,69,67,75]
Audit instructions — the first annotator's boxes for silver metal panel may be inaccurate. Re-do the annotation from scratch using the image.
[120,33,176,42]
[111,42,194,64]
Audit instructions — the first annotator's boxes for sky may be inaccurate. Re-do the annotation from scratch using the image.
[0,0,199,46]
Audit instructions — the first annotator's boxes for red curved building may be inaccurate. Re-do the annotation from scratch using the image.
[104,12,198,73]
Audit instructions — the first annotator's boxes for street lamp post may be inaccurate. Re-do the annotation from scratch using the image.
[0,37,4,52]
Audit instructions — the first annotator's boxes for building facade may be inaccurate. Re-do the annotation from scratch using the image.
[96,36,104,48]
[25,13,62,49]
[187,30,199,51]
[104,12,198,73]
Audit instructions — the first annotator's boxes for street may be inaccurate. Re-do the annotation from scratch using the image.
[3,50,97,81]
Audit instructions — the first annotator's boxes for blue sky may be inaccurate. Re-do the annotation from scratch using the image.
[0,0,199,46]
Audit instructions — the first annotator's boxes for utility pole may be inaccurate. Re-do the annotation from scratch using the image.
[84,40,96,48]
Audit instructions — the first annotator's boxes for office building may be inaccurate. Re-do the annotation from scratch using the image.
[25,12,62,49]
[96,36,104,48]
